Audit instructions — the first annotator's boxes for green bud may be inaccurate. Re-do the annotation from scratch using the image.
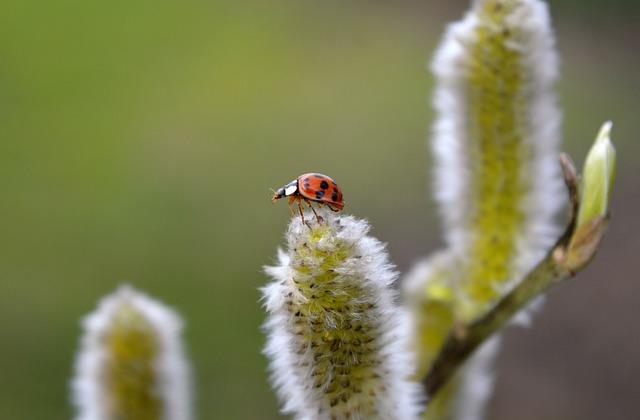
[564,122,616,273]
[576,121,616,227]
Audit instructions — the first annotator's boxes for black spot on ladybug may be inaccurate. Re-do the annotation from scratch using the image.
[320,180,329,190]
[332,192,338,201]
[304,183,311,190]
[315,190,325,199]
[304,177,310,183]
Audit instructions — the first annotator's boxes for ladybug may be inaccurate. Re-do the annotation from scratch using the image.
[272,173,344,224]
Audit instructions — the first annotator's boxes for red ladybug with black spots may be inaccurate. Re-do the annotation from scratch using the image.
[272,173,344,223]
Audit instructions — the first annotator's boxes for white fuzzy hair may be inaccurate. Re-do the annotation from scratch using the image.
[452,336,501,420]
[262,209,422,420]
[424,1,565,418]
[71,285,192,420]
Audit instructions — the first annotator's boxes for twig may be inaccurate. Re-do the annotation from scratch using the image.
[422,154,609,399]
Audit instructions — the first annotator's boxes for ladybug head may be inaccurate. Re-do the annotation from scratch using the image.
[271,187,286,202]
[271,180,298,202]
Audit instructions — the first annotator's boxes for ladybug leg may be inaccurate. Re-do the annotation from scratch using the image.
[296,198,308,227]
[287,196,296,217]
[327,203,340,212]
[306,200,323,223]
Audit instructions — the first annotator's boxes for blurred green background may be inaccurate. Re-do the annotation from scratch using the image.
[0,0,638,419]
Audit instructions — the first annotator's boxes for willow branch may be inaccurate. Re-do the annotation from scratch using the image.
[422,152,611,399]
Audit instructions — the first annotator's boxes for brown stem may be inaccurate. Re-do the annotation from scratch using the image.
[422,252,569,396]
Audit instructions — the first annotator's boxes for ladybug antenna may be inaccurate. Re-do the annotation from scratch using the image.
[270,188,280,202]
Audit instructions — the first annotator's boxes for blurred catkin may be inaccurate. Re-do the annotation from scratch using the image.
[404,252,457,380]
[406,0,565,418]
[262,208,421,420]
[431,0,563,319]
[71,286,192,420]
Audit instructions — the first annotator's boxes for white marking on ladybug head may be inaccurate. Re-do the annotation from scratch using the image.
[284,182,298,196]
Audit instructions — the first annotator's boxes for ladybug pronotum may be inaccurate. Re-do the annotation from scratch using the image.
[272,173,344,224]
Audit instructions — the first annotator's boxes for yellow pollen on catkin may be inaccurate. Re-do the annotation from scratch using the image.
[103,303,162,420]
[281,218,395,418]
[461,0,528,319]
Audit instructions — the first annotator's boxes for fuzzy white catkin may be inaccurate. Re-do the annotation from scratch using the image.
[71,286,192,420]
[451,336,501,420]
[432,0,564,308]
[262,209,422,420]
[409,1,565,419]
